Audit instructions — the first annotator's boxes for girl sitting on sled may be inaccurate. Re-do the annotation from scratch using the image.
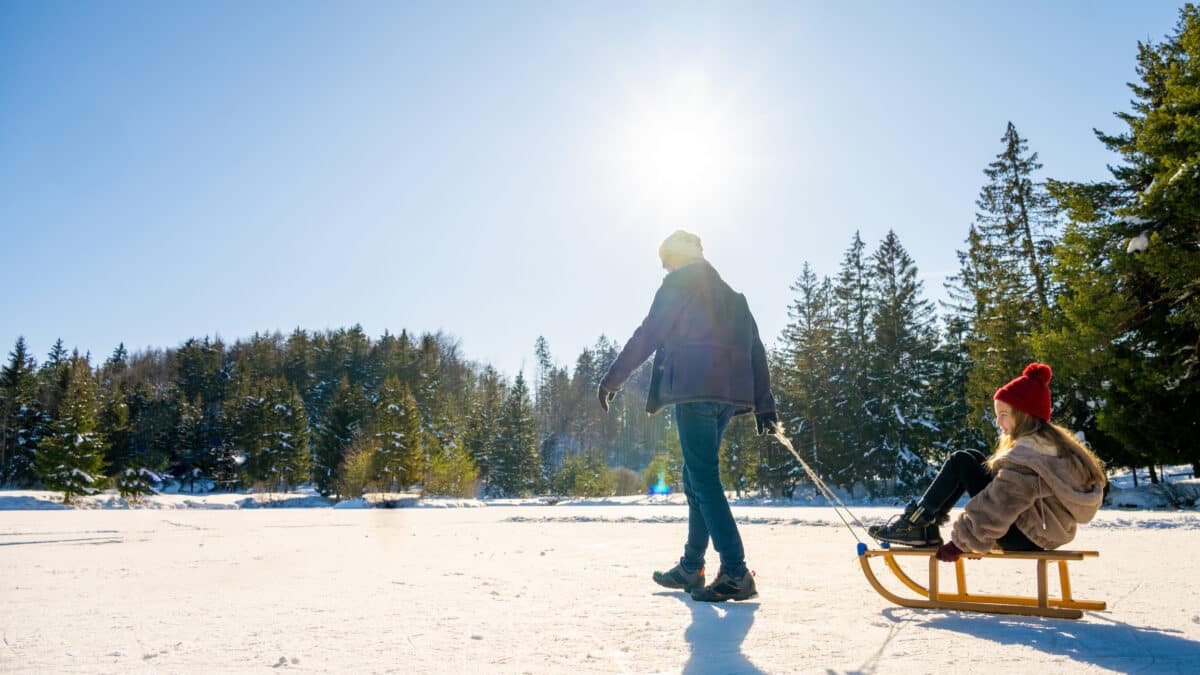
[870,362,1108,563]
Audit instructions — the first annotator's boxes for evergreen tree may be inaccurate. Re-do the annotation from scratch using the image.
[777,262,837,484]
[372,378,424,491]
[283,329,312,402]
[492,372,539,496]
[39,339,71,422]
[953,123,1058,432]
[172,337,227,465]
[926,317,988,463]
[827,232,876,487]
[34,356,107,503]
[863,231,940,493]
[1040,6,1200,474]
[98,381,134,485]
[1,337,41,487]
[533,336,554,441]
[223,368,269,488]
[174,395,214,493]
[115,466,163,501]
[312,376,367,496]
[261,379,310,492]
[464,367,505,489]
[124,378,180,483]
[978,123,1056,314]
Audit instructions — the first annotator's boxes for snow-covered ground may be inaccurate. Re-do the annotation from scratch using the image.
[3,487,1200,673]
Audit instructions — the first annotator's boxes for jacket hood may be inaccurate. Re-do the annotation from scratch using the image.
[1000,437,1105,524]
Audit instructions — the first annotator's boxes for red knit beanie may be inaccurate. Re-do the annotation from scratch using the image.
[993,363,1053,421]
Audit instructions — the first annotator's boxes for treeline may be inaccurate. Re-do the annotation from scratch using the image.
[0,322,803,502]
[2,6,1198,503]
[0,327,674,503]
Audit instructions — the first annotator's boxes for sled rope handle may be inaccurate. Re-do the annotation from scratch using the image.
[771,429,870,544]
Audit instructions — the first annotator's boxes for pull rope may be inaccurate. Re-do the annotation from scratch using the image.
[770,429,871,544]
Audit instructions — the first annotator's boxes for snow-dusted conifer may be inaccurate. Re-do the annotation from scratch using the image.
[492,372,539,496]
[863,231,940,493]
[35,356,107,503]
[372,377,423,491]
[1,337,41,487]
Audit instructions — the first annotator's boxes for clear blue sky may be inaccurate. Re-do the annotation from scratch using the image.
[0,1,1185,380]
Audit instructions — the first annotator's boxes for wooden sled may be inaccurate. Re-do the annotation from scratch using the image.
[856,543,1106,619]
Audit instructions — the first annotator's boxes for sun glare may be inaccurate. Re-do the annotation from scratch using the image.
[603,70,757,218]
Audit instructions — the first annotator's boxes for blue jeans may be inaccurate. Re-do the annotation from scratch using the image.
[675,401,746,577]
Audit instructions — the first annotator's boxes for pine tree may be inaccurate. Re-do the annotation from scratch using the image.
[283,329,312,403]
[261,379,310,492]
[35,356,107,503]
[978,123,1056,314]
[223,368,269,488]
[492,372,539,496]
[1,337,41,487]
[99,382,139,496]
[863,231,940,493]
[372,378,424,491]
[926,317,988,463]
[172,337,227,468]
[115,466,162,501]
[1039,6,1200,474]
[312,376,367,496]
[174,395,214,493]
[39,339,71,422]
[826,232,876,487]
[775,262,837,490]
[954,124,1057,432]
[464,367,505,490]
[123,378,180,488]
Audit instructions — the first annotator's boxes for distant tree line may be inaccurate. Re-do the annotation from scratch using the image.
[1,6,1197,502]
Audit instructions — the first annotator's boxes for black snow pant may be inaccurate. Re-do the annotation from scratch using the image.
[918,449,1041,551]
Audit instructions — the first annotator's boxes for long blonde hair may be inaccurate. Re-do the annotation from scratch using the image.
[989,409,1108,489]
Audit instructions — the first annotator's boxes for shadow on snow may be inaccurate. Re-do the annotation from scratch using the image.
[657,591,765,675]
[893,608,1200,671]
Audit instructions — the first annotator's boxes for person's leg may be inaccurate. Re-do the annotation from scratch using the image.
[869,449,991,546]
[917,449,991,519]
[679,455,708,572]
[675,402,745,577]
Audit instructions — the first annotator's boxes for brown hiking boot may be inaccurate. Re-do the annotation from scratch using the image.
[653,563,706,592]
[690,567,757,602]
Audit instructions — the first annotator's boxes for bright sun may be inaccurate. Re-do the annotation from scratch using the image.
[603,70,756,217]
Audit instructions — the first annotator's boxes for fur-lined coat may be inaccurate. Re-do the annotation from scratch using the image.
[951,435,1106,553]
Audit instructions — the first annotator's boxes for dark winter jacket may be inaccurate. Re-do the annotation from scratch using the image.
[951,435,1106,553]
[599,260,776,418]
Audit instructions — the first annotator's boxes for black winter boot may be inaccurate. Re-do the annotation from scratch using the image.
[868,500,946,547]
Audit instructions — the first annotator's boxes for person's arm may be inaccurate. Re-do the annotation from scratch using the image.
[748,312,778,433]
[950,465,1041,553]
[749,314,775,412]
[600,281,685,392]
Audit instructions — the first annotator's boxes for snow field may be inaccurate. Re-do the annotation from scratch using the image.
[3,505,1200,674]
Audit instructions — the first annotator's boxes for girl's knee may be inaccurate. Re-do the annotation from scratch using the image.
[950,450,984,467]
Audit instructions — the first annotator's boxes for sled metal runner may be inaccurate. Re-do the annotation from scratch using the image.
[857,545,1106,619]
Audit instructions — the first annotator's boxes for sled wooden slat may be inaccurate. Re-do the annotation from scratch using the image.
[858,546,1106,620]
